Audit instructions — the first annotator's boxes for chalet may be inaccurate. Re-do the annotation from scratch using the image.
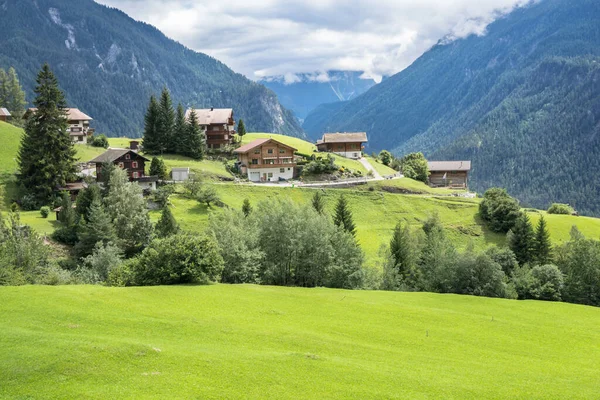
[23,108,94,144]
[0,108,11,122]
[185,108,235,149]
[316,132,367,159]
[89,149,158,190]
[57,182,89,201]
[427,161,471,189]
[234,138,297,182]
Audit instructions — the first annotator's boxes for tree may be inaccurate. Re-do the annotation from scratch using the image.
[507,213,535,266]
[75,184,101,222]
[533,216,552,265]
[155,205,179,238]
[333,195,356,236]
[197,185,220,208]
[174,103,187,155]
[388,221,417,283]
[242,198,252,217]
[75,199,117,258]
[0,67,26,118]
[418,213,457,292]
[399,153,429,183]
[379,150,392,166]
[17,64,77,204]
[142,95,161,154]
[52,192,78,245]
[186,108,205,159]
[158,87,175,153]
[479,188,521,233]
[486,246,518,276]
[82,242,123,283]
[311,190,326,215]
[237,119,247,136]
[149,157,168,180]
[0,69,7,108]
[98,162,117,197]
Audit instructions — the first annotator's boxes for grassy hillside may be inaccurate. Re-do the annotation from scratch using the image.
[0,121,21,174]
[1,285,599,399]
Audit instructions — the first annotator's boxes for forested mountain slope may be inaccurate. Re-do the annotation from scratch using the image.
[308,0,600,215]
[0,0,304,138]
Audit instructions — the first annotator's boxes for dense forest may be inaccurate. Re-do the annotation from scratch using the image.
[304,0,600,215]
[0,0,304,138]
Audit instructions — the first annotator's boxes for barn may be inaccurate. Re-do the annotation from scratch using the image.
[427,161,471,189]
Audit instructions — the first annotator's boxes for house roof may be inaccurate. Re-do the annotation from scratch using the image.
[185,108,233,125]
[89,148,149,163]
[0,108,10,117]
[318,132,368,144]
[428,161,472,172]
[24,107,93,121]
[58,182,88,191]
[234,138,297,154]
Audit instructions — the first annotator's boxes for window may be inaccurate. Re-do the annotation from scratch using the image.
[254,149,260,154]
[267,149,273,154]
[78,136,84,142]
[251,158,258,165]
[125,154,131,160]
[118,162,124,169]
[213,126,219,131]
[268,173,273,178]
[132,161,138,168]
[266,159,275,165]
[280,168,285,173]
[279,149,286,154]
[132,172,139,179]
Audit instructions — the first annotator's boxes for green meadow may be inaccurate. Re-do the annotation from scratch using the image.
[1,284,599,399]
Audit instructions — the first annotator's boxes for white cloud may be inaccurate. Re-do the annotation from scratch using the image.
[96,0,533,81]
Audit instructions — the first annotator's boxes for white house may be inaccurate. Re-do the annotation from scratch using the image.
[234,138,297,182]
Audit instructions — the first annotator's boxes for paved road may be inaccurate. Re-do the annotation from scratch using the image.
[359,157,383,180]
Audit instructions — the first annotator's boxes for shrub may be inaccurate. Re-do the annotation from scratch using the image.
[547,203,574,215]
[512,264,564,301]
[82,242,124,283]
[399,153,429,183]
[40,206,50,218]
[379,150,393,166]
[19,194,38,211]
[90,134,109,148]
[303,155,338,175]
[479,188,521,233]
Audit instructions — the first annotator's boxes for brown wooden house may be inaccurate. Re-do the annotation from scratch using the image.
[90,149,158,190]
[427,161,471,189]
[185,108,235,149]
[316,132,367,159]
[23,107,94,144]
[0,108,11,122]
[234,138,297,182]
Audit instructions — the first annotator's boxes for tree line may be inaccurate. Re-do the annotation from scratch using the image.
[0,67,26,119]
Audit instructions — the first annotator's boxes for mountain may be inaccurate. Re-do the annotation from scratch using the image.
[261,71,376,123]
[305,0,600,216]
[0,0,304,138]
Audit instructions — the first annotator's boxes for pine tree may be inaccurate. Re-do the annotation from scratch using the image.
[186,109,205,160]
[75,199,117,258]
[75,184,101,222]
[312,191,326,215]
[508,213,535,266]
[155,205,179,238]
[174,103,187,155]
[333,195,356,236]
[389,221,415,279]
[158,87,175,153]
[533,215,552,265]
[237,119,246,137]
[142,95,161,154]
[149,157,168,180]
[6,67,26,117]
[0,68,8,109]
[17,63,77,204]
[242,198,252,217]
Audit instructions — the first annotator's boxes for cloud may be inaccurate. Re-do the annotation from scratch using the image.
[96,0,532,81]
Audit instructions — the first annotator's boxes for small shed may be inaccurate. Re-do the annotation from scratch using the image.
[0,108,11,122]
[129,140,140,150]
[172,167,190,182]
[427,161,471,189]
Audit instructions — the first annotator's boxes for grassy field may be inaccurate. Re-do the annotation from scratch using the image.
[0,121,21,174]
[1,284,598,399]
[365,156,397,176]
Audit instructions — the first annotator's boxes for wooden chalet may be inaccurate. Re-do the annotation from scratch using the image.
[185,108,235,149]
[0,108,11,122]
[316,132,367,159]
[234,138,297,182]
[427,161,471,189]
[89,149,158,190]
[23,107,94,144]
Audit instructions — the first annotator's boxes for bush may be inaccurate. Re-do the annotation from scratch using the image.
[399,153,429,183]
[303,155,338,175]
[40,206,50,218]
[19,194,38,211]
[90,134,109,148]
[547,203,574,215]
[379,150,392,166]
[479,188,521,233]
[513,264,564,301]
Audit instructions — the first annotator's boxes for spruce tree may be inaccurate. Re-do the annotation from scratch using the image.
[158,87,175,153]
[237,119,246,137]
[0,69,7,107]
[174,103,187,155]
[17,63,77,204]
[508,213,535,266]
[75,184,101,222]
[533,215,552,265]
[149,157,168,180]
[6,67,26,117]
[333,195,356,236]
[186,109,205,160]
[155,205,179,238]
[142,95,161,154]
[389,221,415,279]
[242,198,252,217]
[75,199,117,258]
[312,191,326,215]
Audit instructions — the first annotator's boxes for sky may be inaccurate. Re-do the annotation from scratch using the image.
[96,0,533,83]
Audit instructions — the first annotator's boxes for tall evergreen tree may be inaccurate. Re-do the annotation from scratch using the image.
[186,109,205,160]
[389,221,416,280]
[75,199,117,258]
[17,63,77,204]
[174,103,187,155]
[242,198,252,217]
[312,191,326,215]
[75,184,102,222]
[333,195,356,236]
[533,215,552,265]
[155,205,179,238]
[0,69,7,107]
[149,157,168,180]
[158,87,175,153]
[237,119,246,137]
[6,67,26,117]
[142,95,161,154]
[508,213,535,266]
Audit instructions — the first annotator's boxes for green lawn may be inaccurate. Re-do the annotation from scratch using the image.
[365,156,397,176]
[361,177,466,195]
[1,285,598,399]
[0,121,22,174]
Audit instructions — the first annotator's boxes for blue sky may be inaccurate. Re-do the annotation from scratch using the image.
[97,0,532,82]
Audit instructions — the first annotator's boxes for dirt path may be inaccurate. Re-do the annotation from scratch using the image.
[359,157,383,180]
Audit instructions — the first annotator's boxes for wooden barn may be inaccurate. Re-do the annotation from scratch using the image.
[0,108,11,122]
[427,161,471,189]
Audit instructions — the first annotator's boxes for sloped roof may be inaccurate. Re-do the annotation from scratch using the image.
[24,107,93,121]
[185,108,233,125]
[234,138,297,154]
[319,132,368,144]
[0,108,10,117]
[89,148,148,163]
[428,161,471,172]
